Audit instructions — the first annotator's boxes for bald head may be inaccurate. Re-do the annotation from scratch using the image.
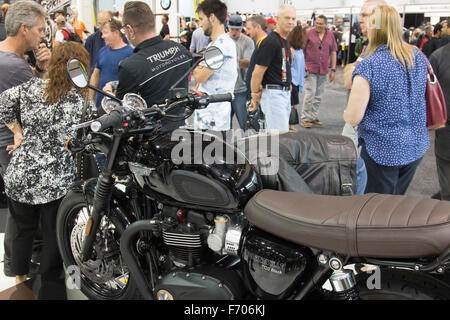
[98,10,113,26]
[360,0,387,36]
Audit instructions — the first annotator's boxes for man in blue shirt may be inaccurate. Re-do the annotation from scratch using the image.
[89,18,133,108]
[84,10,113,73]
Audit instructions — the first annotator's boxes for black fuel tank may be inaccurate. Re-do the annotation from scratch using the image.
[130,129,262,211]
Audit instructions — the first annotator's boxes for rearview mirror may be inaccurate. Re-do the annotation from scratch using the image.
[67,59,89,88]
[204,46,224,70]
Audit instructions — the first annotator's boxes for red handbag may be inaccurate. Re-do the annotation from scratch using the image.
[419,50,447,130]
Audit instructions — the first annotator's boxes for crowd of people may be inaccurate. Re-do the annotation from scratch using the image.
[404,21,449,58]
[0,0,449,298]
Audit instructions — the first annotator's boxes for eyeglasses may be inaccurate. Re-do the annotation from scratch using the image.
[120,24,129,34]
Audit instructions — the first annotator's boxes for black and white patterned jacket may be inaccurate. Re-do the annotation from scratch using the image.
[0,77,87,204]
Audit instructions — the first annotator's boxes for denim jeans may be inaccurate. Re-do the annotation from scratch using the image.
[230,91,248,130]
[260,88,291,133]
[356,156,367,195]
[361,142,422,195]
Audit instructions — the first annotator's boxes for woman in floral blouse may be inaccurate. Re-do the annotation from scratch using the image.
[0,42,91,285]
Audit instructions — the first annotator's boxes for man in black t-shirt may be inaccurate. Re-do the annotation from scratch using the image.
[104,2,191,131]
[249,4,296,133]
[160,14,170,40]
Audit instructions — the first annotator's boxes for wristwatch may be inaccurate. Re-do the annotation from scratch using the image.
[35,64,46,73]
[331,68,336,72]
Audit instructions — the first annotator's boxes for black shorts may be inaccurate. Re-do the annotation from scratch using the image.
[291,84,300,106]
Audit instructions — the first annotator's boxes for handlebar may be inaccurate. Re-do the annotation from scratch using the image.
[207,93,234,104]
[90,108,123,132]
[77,92,234,133]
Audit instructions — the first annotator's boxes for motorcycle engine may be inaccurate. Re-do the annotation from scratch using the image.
[154,266,245,300]
[150,206,246,300]
[157,206,244,268]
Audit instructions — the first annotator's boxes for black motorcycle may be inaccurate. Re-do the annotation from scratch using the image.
[56,47,450,300]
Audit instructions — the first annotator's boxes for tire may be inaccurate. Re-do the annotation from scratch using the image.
[356,268,450,300]
[56,190,140,300]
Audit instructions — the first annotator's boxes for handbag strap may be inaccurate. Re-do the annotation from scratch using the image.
[417,49,434,75]
[417,49,438,84]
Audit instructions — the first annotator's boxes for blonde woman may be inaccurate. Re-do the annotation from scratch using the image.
[343,5,429,195]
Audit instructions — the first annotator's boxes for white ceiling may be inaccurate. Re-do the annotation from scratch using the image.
[223,0,450,14]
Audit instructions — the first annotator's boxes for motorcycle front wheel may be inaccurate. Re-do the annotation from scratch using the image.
[56,190,140,300]
[356,268,450,300]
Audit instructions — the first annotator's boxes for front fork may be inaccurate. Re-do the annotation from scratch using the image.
[81,130,123,262]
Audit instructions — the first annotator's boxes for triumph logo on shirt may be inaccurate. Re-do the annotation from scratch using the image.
[147,47,181,63]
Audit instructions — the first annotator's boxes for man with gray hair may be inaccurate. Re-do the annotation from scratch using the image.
[249,5,296,133]
[0,0,50,278]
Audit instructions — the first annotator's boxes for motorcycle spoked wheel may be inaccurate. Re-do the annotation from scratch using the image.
[56,190,140,300]
[356,268,450,300]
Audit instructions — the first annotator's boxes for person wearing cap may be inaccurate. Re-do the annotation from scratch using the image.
[228,14,254,130]
[54,16,68,47]
[266,17,276,34]
[249,5,296,133]
[192,0,237,131]
[54,9,74,33]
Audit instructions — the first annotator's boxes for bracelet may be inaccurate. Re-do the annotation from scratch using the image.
[35,64,46,73]
[331,68,336,72]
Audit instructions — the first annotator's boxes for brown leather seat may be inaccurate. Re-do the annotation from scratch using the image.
[244,191,450,258]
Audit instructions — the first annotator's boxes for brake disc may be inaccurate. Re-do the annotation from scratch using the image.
[70,223,115,284]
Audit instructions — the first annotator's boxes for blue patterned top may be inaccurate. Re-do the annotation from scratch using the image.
[291,48,305,91]
[353,45,429,166]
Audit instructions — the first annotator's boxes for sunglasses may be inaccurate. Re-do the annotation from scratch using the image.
[319,40,322,50]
